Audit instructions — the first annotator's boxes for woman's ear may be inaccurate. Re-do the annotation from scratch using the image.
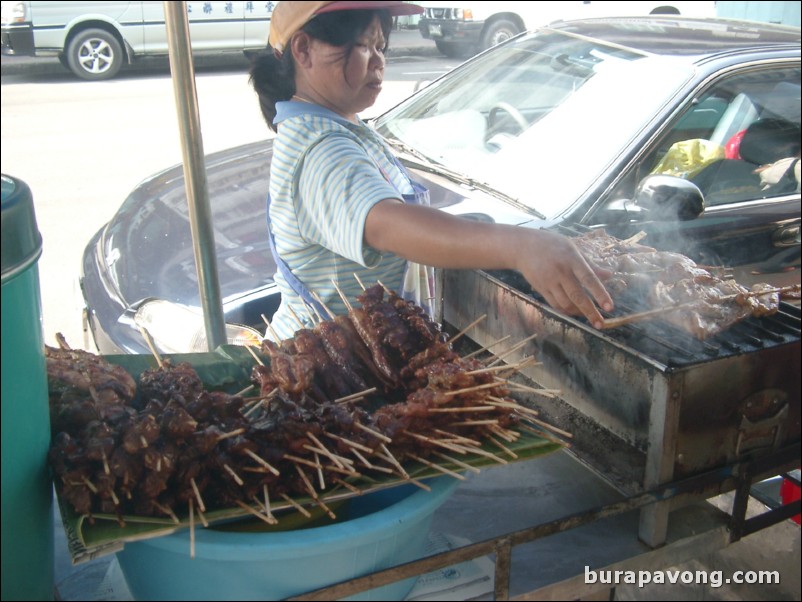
[290,31,313,68]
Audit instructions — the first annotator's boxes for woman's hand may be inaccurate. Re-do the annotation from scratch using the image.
[512,229,614,329]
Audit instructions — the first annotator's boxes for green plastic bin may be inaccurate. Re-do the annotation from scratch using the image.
[1,174,54,601]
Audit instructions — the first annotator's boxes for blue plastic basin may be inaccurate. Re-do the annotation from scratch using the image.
[117,477,458,601]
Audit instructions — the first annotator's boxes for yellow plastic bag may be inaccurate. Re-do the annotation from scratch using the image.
[652,139,725,179]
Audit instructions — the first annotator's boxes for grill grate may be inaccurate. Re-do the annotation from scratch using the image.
[487,268,801,368]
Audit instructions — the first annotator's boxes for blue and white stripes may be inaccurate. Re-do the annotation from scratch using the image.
[266,102,411,338]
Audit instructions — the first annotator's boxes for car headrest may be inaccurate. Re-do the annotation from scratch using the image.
[738,118,801,166]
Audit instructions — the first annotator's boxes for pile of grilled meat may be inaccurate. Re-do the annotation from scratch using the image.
[574,230,799,339]
[47,286,532,525]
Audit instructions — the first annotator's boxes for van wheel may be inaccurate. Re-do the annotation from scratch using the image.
[66,28,124,81]
[481,19,520,51]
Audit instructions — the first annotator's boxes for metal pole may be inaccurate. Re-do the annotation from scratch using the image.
[163,0,227,351]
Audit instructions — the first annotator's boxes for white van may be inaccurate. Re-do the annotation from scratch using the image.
[0,1,275,80]
[417,1,717,57]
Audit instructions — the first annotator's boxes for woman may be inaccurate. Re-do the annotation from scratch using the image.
[250,1,613,340]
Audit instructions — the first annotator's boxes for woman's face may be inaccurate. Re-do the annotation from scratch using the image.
[302,15,387,119]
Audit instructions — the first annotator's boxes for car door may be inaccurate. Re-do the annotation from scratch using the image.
[592,61,801,288]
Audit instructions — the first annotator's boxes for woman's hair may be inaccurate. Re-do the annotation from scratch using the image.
[249,9,393,132]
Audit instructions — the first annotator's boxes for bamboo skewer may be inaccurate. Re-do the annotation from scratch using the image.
[373,445,432,491]
[302,302,320,326]
[312,496,338,520]
[466,358,533,376]
[503,382,561,398]
[484,433,518,459]
[426,405,499,413]
[286,305,307,330]
[234,384,255,397]
[431,428,483,447]
[463,334,512,359]
[332,279,354,311]
[79,477,98,493]
[325,432,374,454]
[486,396,539,416]
[313,452,326,490]
[331,477,362,494]
[260,314,282,342]
[351,448,394,474]
[518,415,574,440]
[487,333,539,367]
[283,454,324,470]
[216,428,247,441]
[449,314,487,345]
[307,431,349,469]
[153,501,180,524]
[335,387,377,404]
[190,477,206,512]
[294,463,318,498]
[263,485,276,524]
[355,422,392,443]
[138,326,164,369]
[353,273,367,290]
[311,291,337,320]
[196,505,209,528]
[235,500,277,525]
[223,463,245,486]
[448,442,509,465]
[601,285,800,329]
[294,464,337,519]
[407,454,466,480]
[243,397,267,419]
[189,499,195,559]
[404,431,467,454]
[443,381,502,397]
[450,419,500,426]
[246,345,265,366]
[432,451,482,474]
[378,443,409,478]
[517,423,571,448]
[279,493,313,518]
[488,424,518,443]
[302,444,352,471]
[244,449,281,476]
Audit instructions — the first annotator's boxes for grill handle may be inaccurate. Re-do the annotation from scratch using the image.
[736,392,789,456]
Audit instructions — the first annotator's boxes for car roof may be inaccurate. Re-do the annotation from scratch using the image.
[547,17,801,58]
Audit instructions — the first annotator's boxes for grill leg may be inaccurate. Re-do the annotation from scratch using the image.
[639,501,670,547]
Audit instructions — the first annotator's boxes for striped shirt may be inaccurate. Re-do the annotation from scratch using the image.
[267,101,412,339]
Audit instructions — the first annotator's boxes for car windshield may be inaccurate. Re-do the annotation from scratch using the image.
[374,29,695,218]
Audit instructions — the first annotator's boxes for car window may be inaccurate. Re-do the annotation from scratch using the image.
[374,30,693,219]
[618,65,801,208]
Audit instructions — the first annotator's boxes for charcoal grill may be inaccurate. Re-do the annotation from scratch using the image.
[441,266,801,545]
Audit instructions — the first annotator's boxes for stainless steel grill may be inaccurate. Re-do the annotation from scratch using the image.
[441,267,801,544]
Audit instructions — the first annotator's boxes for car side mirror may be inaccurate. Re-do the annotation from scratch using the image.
[633,174,705,221]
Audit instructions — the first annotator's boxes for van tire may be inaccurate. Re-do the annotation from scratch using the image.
[66,28,124,81]
[481,19,520,51]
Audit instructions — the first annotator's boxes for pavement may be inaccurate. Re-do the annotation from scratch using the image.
[0,27,439,77]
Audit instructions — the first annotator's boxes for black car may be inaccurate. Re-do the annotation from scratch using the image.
[81,16,801,355]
